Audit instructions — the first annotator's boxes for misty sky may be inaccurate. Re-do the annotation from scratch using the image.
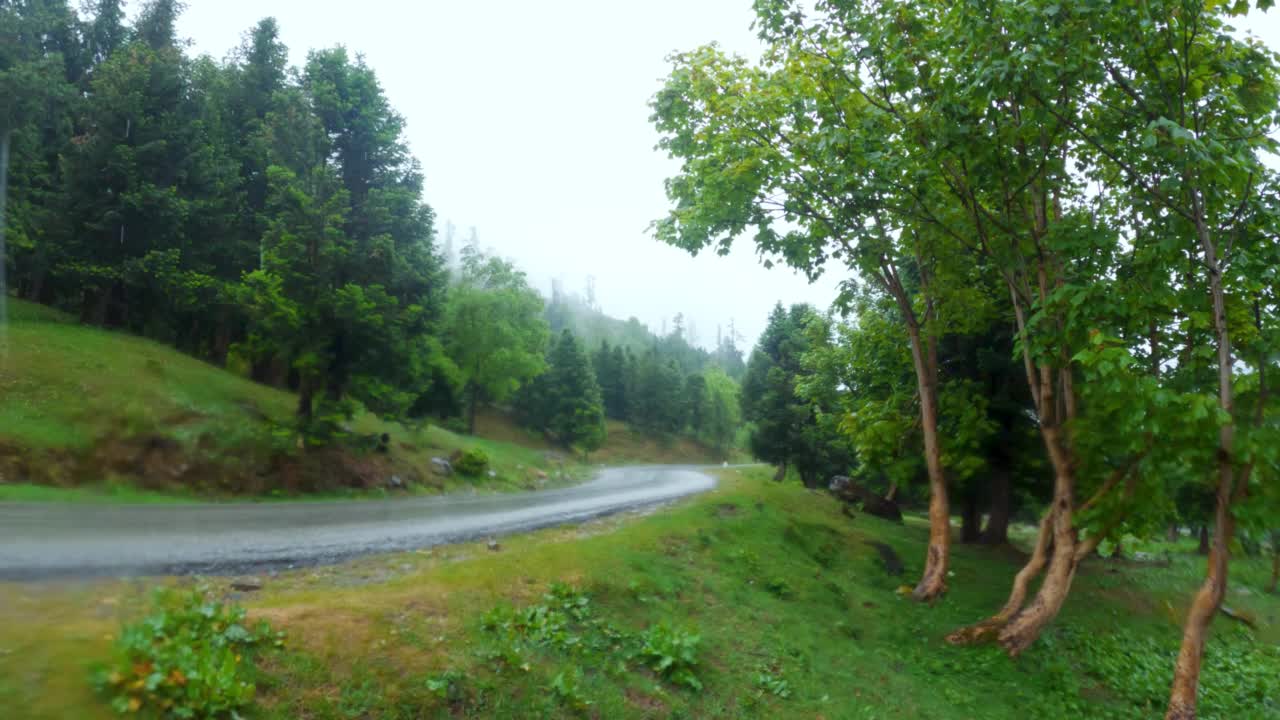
[174,1,1280,352]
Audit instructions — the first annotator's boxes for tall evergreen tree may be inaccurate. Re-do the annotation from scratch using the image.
[135,0,183,51]
[631,350,684,436]
[542,330,606,452]
[740,303,844,486]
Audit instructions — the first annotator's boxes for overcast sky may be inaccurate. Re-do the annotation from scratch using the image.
[175,2,1280,352]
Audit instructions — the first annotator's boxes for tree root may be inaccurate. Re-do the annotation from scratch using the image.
[945,619,1006,645]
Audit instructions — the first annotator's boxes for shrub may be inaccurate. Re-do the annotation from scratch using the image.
[454,448,490,477]
[637,623,703,691]
[93,585,283,718]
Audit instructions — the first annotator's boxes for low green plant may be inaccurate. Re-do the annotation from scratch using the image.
[764,576,793,599]
[637,623,703,691]
[425,670,466,704]
[754,668,792,699]
[548,668,593,713]
[92,585,283,718]
[454,448,490,477]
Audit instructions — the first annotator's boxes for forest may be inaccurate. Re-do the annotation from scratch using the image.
[0,0,746,457]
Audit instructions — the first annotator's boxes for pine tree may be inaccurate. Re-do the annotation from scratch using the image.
[526,330,606,452]
[632,350,683,436]
[683,372,708,435]
[740,303,842,486]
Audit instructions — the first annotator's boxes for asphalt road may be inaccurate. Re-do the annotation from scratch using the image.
[0,466,716,580]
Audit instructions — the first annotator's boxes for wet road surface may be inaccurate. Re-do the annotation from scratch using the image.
[0,466,715,579]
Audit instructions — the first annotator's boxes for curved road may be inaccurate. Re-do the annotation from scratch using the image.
[0,466,715,580]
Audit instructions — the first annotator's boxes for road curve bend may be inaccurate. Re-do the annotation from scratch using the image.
[0,466,715,580]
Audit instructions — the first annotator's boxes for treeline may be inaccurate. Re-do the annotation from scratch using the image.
[3,1,447,433]
[1,1,744,455]
[443,239,743,455]
[545,280,747,379]
[740,297,1039,546]
[653,0,1279,716]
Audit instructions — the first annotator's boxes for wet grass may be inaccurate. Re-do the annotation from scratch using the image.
[1,467,1275,719]
[0,299,727,501]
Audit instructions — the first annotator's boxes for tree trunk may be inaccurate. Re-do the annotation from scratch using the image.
[1166,211,1236,720]
[884,479,898,502]
[92,289,110,326]
[251,357,272,384]
[1197,526,1210,556]
[25,267,45,303]
[1167,523,1180,543]
[947,507,1054,645]
[0,128,9,343]
[296,378,314,423]
[772,463,787,482]
[904,319,950,603]
[1269,534,1278,595]
[998,450,1080,657]
[212,312,232,365]
[467,383,479,435]
[1112,538,1124,560]
[981,469,1011,545]
[1167,511,1232,719]
[961,494,982,544]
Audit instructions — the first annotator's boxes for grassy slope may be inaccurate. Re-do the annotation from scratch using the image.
[1,467,1274,719]
[0,299,729,501]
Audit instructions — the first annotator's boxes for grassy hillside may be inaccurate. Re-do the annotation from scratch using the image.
[0,299,730,501]
[476,410,746,466]
[2,467,1274,719]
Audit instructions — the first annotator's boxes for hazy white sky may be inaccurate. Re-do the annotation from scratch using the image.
[174,2,1280,351]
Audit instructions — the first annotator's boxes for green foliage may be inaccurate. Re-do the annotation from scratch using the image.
[548,669,593,714]
[454,448,490,477]
[4,3,448,441]
[753,668,792,700]
[92,586,282,718]
[696,367,742,456]
[1058,626,1280,717]
[651,4,1279,694]
[740,304,850,487]
[637,623,703,691]
[629,351,686,437]
[444,244,549,431]
[517,330,607,452]
[424,670,466,704]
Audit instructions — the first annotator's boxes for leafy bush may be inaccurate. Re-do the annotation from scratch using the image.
[637,623,703,691]
[454,448,490,477]
[93,585,282,719]
[764,577,793,599]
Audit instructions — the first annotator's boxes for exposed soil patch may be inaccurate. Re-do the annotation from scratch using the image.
[715,502,740,518]
[624,687,668,715]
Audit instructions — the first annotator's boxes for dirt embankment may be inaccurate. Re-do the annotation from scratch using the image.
[0,433,432,497]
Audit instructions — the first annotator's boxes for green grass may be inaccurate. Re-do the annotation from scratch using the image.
[0,298,729,500]
[3,467,1274,719]
[0,300,295,451]
[0,482,193,504]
